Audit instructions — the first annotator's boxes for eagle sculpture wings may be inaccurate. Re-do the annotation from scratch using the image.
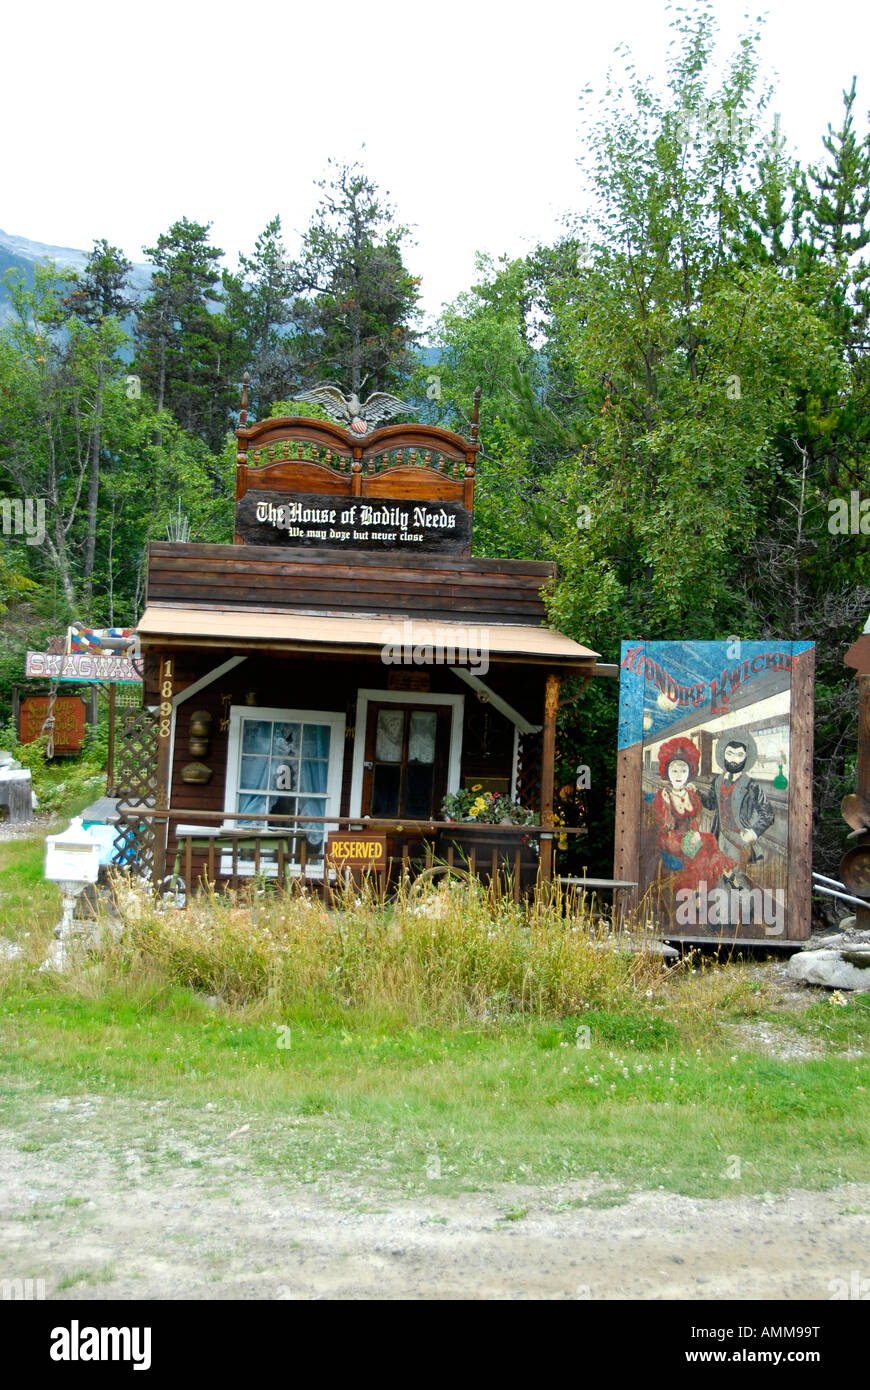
[293,384,416,435]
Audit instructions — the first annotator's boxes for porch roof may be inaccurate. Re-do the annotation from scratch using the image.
[137,604,599,669]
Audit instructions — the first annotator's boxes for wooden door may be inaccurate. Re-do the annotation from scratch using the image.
[361,703,451,820]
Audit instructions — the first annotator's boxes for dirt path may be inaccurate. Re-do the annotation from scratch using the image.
[2,1115,867,1300]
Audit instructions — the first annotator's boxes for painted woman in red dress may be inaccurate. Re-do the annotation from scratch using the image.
[653,736,738,895]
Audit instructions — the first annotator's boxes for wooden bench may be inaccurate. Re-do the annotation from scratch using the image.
[556,877,638,926]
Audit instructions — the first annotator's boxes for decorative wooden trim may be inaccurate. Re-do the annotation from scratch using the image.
[153,655,174,887]
[539,673,560,882]
[171,656,248,709]
[233,397,481,556]
[613,743,643,913]
[786,644,814,940]
[238,416,478,459]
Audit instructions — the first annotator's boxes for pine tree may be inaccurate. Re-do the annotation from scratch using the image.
[796,77,870,340]
[286,159,420,396]
[223,216,294,418]
[135,218,228,445]
[63,239,133,325]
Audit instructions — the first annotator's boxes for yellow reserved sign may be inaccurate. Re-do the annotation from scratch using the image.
[326,833,387,869]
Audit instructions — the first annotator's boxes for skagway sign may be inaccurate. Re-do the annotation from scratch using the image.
[235,491,472,553]
[25,651,142,683]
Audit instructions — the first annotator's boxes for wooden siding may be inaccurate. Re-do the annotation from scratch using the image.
[146,542,556,624]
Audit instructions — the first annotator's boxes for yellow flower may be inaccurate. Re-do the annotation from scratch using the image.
[472,784,483,791]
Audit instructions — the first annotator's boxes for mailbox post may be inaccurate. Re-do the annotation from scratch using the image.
[44,817,102,965]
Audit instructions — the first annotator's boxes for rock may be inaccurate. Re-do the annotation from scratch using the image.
[840,949,870,969]
[0,939,25,961]
[787,950,870,991]
[801,926,870,952]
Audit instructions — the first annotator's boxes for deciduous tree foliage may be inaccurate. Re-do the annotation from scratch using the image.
[426,5,869,870]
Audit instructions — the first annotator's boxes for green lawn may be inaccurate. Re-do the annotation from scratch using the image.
[1,980,868,1200]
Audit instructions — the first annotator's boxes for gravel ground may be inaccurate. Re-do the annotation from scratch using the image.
[0,814,53,842]
[1,1109,868,1301]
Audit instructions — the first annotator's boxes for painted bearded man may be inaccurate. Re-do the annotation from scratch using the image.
[698,732,774,889]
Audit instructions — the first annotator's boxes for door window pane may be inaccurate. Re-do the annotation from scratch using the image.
[299,758,328,794]
[408,711,437,763]
[375,709,405,762]
[297,796,327,858]
[273,723,300,758]
[270,759,297,792]
[302,725,330,758]
[372,763,401,816]
[405,763,435,818]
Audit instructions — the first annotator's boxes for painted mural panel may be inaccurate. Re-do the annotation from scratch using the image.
[615,640,815,940]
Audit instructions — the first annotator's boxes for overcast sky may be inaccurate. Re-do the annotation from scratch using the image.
[4,0,869,328]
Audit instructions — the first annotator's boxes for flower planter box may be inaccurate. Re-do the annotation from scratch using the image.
[435,827,539,888]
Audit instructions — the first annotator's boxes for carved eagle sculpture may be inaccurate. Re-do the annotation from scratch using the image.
[293,384,416,435]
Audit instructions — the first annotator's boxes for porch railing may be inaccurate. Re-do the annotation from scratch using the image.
[116,807,587,903]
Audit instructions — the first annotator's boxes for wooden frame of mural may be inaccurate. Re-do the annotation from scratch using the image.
[614,640,815,943]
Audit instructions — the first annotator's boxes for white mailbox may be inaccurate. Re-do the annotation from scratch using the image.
[45,817,102,885]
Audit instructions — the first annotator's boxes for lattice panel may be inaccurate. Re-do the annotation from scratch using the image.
[515,730,543,813]
[112,706,159,875]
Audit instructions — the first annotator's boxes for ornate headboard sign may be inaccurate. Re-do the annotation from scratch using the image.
[234,377,480,557]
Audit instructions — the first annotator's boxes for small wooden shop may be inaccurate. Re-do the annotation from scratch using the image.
[133,382,599,897]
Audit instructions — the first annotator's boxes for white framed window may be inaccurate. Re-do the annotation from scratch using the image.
[223,705,345,872]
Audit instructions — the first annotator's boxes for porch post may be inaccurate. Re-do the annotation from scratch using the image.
[152,654,174,892]
[539,672,560,882]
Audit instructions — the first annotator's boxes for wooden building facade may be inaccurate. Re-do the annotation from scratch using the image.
[134,383,599,895]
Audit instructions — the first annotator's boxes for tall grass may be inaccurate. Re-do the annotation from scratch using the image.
[58,874,676,1026]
